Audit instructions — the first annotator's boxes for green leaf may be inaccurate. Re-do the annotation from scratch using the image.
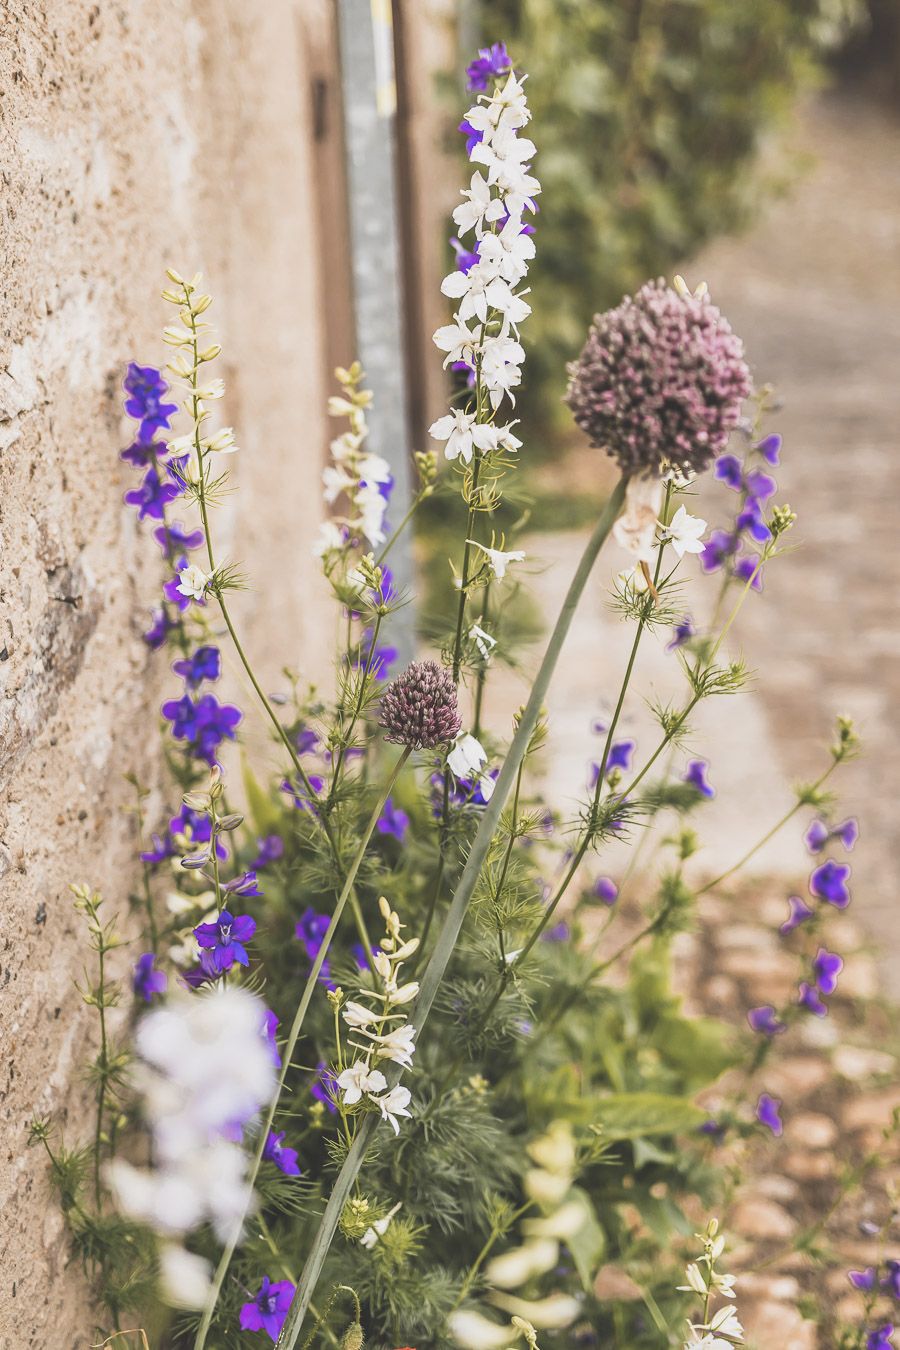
[590,1092,706,1140]
[564,1188,607,1291]
[650,1012,737,1088]
[241,755,283,836]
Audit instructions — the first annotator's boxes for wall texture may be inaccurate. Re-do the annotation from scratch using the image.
[0,1,362,1341]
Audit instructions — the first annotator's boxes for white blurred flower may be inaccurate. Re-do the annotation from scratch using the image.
[448,733,488,780]
[470,623,497,660]
[469,541,525,580]
[158,1244,213,1309]
[360,1200,402,1250]
[613,476,663,563]
[449,1309,517,1350]
[485,1239,559,1289]
[664,505,707,557]
[313,521,346,557]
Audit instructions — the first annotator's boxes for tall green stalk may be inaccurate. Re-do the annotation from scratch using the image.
[274,477,627,1350]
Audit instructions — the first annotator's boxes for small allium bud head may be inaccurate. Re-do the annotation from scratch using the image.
[565,278,752,478]
[378,659,462,749]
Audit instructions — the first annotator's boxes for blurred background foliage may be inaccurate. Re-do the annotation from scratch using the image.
[463,0,866,442]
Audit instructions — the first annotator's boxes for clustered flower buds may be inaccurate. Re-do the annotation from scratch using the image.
[379,659,463,749]
[565,277,752,478]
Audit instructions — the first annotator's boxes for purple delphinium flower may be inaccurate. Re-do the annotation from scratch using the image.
[280,774,324,812]
[162,693,242,764]
[699,1119,728,1145]
[733,554,764,590]
[810,859,851,908]
[252,835,284,870]
[153,520,205,554]
[262,1009,281,1067]
[310,1061,338,1113]
[748,1005,786,1036]
[715,454,743,490]
[194,910,256,973]
[294,727,320,756]
[813,946,843,995]
[124,465,183,521]
[465,41,511,91]
[798,981,828,1017]
[542,921,570,942]
[683,759,715,799]
[780,895,814,936]
[756,433,782,465]
[132,952,167,1002]
[295,908,329,961]
[120,430,163,468]
[262,1129,301,1176]
[458,118,483,157]
[451,234,480,272]
[756,1093,783,1137]
[143,607,175,650]
[700,528,739,573]
[123,362,178,433]
[565,278,752,477]
[169,804,228,861]
[592,739,634,784]
[593,876,619,906]
[883,1262,900,1299]
[866,1327,895,1350]
[140,832,174,866]
[376,796,409,842]
[162,557,201,613]
[735,496,772,544]
[173,645,221,688]
[745,469,777,502]
[351,943,374,970]
[805,816,859,854]
[667,616,695,651]
[223,870,263,898]
[239,1277,296,1342]
[849,1268,878,1292]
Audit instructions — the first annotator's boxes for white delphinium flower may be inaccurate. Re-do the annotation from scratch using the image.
[429,409,498,464]
[433,316,481,368]
[368,1024,416,1068]
[470,623,497,661]
[447,732,488,780]
[336,1061,387,1106]
[452,171,506,237]
[679,1219,743,1348]
[664,504,707,557]
[371,1084,412,1135]
[469,541,526,581]
[313,520,346,557]
[176,563,211,601]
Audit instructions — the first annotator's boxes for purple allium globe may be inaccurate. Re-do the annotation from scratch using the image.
[379,659,462,749]
[565,278,752,477]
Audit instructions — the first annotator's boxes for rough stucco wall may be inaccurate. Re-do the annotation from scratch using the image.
[0,1,345,1342]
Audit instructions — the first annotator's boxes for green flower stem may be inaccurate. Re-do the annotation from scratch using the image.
[696,758,839,896]
[193,746,410,1350]
[472,580,492,738]
[326,609,384,811]
[374,488,429,569]
[93,932,109,1207]
[133,788,159,953]
[451,1200,533,1311]
[274,477,628,1350]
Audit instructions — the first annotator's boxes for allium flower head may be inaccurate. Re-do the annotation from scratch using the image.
[565,278,752,478]
[379,659,462,749]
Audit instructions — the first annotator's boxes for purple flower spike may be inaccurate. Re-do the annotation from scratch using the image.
[240,1276,296,1341]
[779,895,814,936]
[295,908,329,962]
[153,520,205,554]
[849,1268,878,1292]
[804,818,830,854]
[714,454,743,490]
[376,796,409,842]
[736,497,772,544]
[465,41,512,92]
[756,433,782,465]
[263,1129,301,1177]
[252,835,284,870]
[883,1261,900,1299]
[744,469,777,502]
[748,1005,786,1036]
[683,759,715,799]
[132,952,167,1002]
[140,832,173,866]
[173,645,221,688]
[798,980,829,1017]
[593,876,619,906]
[810,859,852,908]
[866,1327,895,1350]
[756,1092,783,1137]
[806,816,858,854]
[667,616,696,651]
[280,774,324,812]
[124,465,183,521]
[813,946,843,995]
[143,607,175,650]
[193,910,256,973]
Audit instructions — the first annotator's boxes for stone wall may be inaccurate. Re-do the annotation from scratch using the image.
[0,1,377,1341]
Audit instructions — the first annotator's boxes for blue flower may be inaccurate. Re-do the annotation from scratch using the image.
[714,454,743,490]
[699,1119,728,1144]
[683,759,715,798]
[123,362,178,436]
[735,496,772,544]
[733,554,764,591]
[813,946,843,995]
[700,528,738,573]
[849,1268,878,1292]
[153,520,205,554]
[779,895,814,936]
[223,870,263,898]
[747,1005,786,1036]
[251,835,284,869]
[161,693,242,763]
[239,1276,296,1341]
[262,1129,301,1176]
[592,876,618,906]
[169,804,228,861]
[866,1326,895,1350]
[262,1009,281,1067]
[310,1061,338,1113]
[755,433,782,465]
[756,1092,783,1136]
[194,909,256,973]
[465,41,511,91]
[805,816,858,854]
[798,981,828,1017]
[294,727,320,756]
[132,952,167,1002]
[542,921,570,942]
[142,607,175,650]
[121,427,164,468]
[173,645,221,688]
[351,942,375,970]
[809,859,851,908]
[666,616,695,651]
[451,234,481,272]
[745,469,777,502]
[124,465,183,521]
[376,797,409,842]
[295,908,329,962]
[458,119,484,157]
[140,832,173,866]
[280,774,324,812]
